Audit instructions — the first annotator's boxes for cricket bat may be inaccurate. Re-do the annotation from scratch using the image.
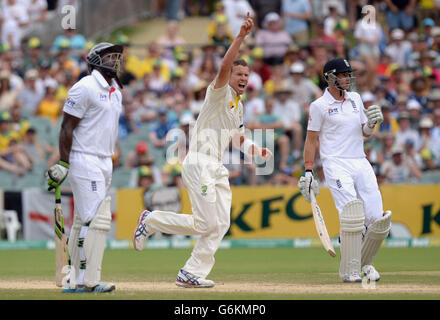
[310,190,336,257]
[54,186,68,287]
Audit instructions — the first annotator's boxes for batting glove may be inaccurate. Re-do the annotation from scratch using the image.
[365,104,384,127]
[298,170,320,202]
[46,160,69,191]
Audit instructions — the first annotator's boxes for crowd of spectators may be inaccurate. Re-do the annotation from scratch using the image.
[1,0,440,191]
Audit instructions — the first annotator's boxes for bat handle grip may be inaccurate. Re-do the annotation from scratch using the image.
[55,186,61,203]
[310,189,316,203]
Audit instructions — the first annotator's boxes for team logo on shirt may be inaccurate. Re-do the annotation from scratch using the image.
[99,93,107,101]
[325,106,339,115]
[65,97,76,108]
[350,100,359,113]
[201,185,208,196]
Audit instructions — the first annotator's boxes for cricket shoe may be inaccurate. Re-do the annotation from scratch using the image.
[362,265,380,282]
[133,210,152,251]
[74,283,116,293]
[62,283,116,293]
[175,269,215,288]
[342,272,362,283]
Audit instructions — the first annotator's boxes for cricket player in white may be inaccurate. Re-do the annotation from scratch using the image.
[298,58,392,283]
[46,42,124,293]
[134,14,272,288]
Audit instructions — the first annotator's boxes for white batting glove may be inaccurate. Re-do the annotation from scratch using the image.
[298,170,320,202]
[365,104,384,127]
[46,160,69,190]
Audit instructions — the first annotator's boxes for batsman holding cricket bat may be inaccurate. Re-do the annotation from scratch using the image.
[298,58,392,283]
[46,42,124,293]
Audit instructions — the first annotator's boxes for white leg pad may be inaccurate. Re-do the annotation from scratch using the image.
[361,211,392,267]
[83,197,111,288]
[67,213,82,283]
[339,200,365,280]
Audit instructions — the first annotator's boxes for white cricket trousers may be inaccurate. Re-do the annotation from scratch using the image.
[322,157,383,227]
[146,154,232,278]
[69,151,113,223]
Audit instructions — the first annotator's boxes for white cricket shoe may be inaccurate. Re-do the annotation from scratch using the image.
[342,272,362,283]
[133,210,152,251]
[362,265,381,281]
[175,269,215,288]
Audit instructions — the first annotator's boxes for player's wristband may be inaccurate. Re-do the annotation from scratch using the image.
[59,160,70,169]
[363,123,375,135]
[305,161,314,170]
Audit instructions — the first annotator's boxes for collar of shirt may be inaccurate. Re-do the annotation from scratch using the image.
[323,87,353,104]
[92,69,113,90]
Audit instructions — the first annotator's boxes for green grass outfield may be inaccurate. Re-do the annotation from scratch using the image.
[0,247,439,300]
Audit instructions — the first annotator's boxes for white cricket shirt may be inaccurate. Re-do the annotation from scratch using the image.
[188,81,244,162]
[307,88,368,160]
[63,69,122,157]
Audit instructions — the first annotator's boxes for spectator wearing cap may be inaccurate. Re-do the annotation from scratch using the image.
[286,61,322,109]
[161,159,183,188]
[282,0,312,46]
[149,106,176,149]
[22,37,45,71]
[418,51,440,83]
[423,18,436,47]
[137,165,156,191]
[255,12,292,66]
[52,28,86,59]
[36,84,61,124]
[125,140,155,169]
[249,46,272,84]
[209,15,233,57]
[428,88,440,111]
[384,28,412,68]
[189,80,208,121]
[417,117,438,165]
[283,44,300,69]
[384,0,417,31]
[381,144,422,184]
[18,69,45,115]
[395,111,420,148]
[409,77,430,110]
[407,99,422,130]
[272,83,303,160]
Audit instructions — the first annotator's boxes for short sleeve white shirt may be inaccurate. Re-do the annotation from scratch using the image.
[63,70,122,158]
[307,88,367,160]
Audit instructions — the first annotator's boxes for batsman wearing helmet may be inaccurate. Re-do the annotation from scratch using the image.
[298,58,392,283]
[46,42,124,293]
